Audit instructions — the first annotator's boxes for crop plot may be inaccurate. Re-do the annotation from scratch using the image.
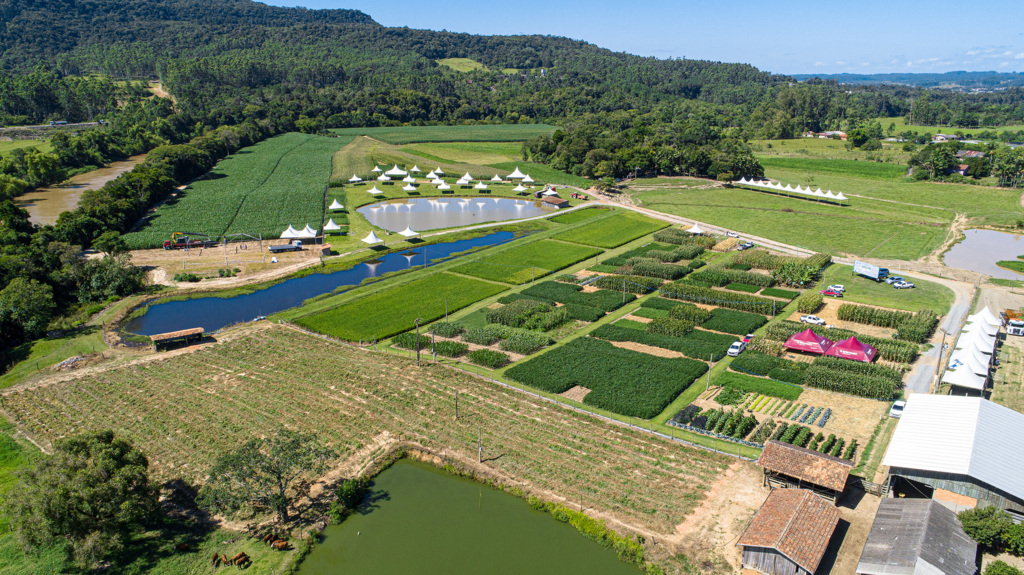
[551,212,668,248]
[0,326,729,536]
[294,272,507,341]
[452,240,601,284]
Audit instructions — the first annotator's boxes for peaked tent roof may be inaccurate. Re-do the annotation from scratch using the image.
[371,165,382,173]
[425,170,437,179]
[942,366,987,390]
[522,174,534,183]
[349,174,362,182]
[963,320,999,337]
[474,182,488,190]
[377,174,391,181]
[507,167,526,179]
[824,336,876,363]
[329,199,344,210]
[883,394,1024,503]
[491,174,503,182]
[323,219,342,231]
[856,499,977,575]
[949,349,990,376]
[783,328,834,354]
[403,175,416,182]
[385,164,408,176]
[367,186,384,195]
[280,225,301,239]
[433,167,445,174]
[688,224,704,234]
[402,184,416,191]
[737,489,840,574]
[513,184,527,192]
[542,189,559,196]
[410,165,421,172]
[461,172,473,181]
[437,183,451,190]
[398,226,419,238]
[299,224,318,237]
[976,306,1002,327]
[361,231,383,245]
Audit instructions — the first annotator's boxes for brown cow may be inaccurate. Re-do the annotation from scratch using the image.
[221,554,233,566]
[211,553,220,567]
[271,540,289,550]
[232,552,251,569]
[175,542,190,552]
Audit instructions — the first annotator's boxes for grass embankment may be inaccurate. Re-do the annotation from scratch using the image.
[996,256,1024,275]
[822,265,954,314]
[0,328,106,390]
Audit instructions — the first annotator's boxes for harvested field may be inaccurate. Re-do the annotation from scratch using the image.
[0,325,730,536]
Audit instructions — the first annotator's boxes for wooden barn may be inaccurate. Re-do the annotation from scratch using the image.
[757,440,852,503]
[150,327,204,351]
[542,196,568,208]
[738,489,841,575]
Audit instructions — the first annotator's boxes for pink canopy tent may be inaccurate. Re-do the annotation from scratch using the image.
[824,336,877,363]
[783,329,834,355]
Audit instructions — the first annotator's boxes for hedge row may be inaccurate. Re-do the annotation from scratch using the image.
[812,355,904,383]
[796,292,824,314]
[702,308,768,335]
[661,282,779,314]
[620,257,690,280]
[647,317,696,338]
[837,304,913,328]
[591,325,734,361]
[469,349,510,368]
[487,299,569,331]
[668,303,713,324]
[593,275,664,294]
[802,365,901,399]
[521,281,636,312]
[761,287,800,300]
[688,266,776,288]
[653,228,718,247]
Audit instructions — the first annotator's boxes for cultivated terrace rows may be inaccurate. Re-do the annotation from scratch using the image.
[0,325,729,536]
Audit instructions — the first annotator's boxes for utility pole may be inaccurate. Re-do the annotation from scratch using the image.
[455,391,459,420]
[478,428,482,463]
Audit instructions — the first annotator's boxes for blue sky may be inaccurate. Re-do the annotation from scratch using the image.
[264,0,1024,74]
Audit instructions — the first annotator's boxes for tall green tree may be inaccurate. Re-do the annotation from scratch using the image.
[2,431,158,570]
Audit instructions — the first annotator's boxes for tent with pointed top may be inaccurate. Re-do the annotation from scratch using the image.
[410,165,421,173]
[783,329,834,355]
[280,225,301,239]
[490,174,503,182]
[688,224,704,234]
[461,172,473,181]
[425,170,437,179]
[402,184,416,191]
[437,183,451,190]
[361,231,383,245]
[434,167,445,175]
[973,307,1002,328]
[824,337,877,363]
[385,164,407,176]
[398,226,419,238]
[402,175,416,182]
[329,199,344,210]
[508,167,526,179]
[367,186,384,195]
[348,174,363,183]
[474,182,488,190]
[300,224,318,238]
[371,165,383,173]
[456,178,470,185]
[376,174,390,181]
[513,184,527,192]
[942,365,987,391]
[522,175,534,183]
[323,219,342,231]
[834,192,847,202]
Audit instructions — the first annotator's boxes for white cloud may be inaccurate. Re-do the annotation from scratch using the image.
[967,50,979,55]
[999,61,1011,67]
[906,61,914,67]
[1016,52,1024,59]
[836,60,846,66]
[814,61,825,67]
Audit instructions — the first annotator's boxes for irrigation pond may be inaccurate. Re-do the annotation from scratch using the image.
[14,154,147,225]
[125,231,514,335]
[295,460,639,575]
[943,228,1024,279]
[359,197,553,232]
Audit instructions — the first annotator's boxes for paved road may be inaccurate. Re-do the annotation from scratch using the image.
[898,271,974,394]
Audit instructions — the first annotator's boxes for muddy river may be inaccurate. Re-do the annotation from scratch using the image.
[15,154,147,225]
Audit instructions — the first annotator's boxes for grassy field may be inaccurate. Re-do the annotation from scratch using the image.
[489,161,592,187]
[401,141,521,165]
[758,157,908,180]
[125,133,344,248]
[329,125,558,145]
[551,212,668,248]
[0,139,51,154]
[0,328,106,390]
[452,239,601,284]
[294,272,508,341]
[634,182,951,259]
[0,326,730,538]
[871,116,1024,137]
[550,207,610,224]
[822,265,954,314]
[437,57,488,72]
[749,137,911,164]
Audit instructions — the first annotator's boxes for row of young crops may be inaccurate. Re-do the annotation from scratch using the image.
[728,347,905,400]
[836,304,939,343]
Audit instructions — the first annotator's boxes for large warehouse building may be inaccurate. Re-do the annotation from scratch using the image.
[882,394,1024,517]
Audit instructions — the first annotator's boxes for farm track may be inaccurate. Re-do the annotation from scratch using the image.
[0,323,730,538]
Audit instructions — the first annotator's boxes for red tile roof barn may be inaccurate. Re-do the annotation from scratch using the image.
[738,489,841,574]
[757,440,852,492]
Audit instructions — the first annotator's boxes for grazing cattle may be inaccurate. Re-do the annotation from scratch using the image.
[211,553,220,567]
[262,532,275,544]
[221,554,233,566]
[272,540,288,550]
[232,552,251,569]
[175,542,190,552]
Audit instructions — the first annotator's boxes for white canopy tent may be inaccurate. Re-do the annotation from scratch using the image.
[385,165,408,177]
[410,165,421,173]
[474,182,488,190]
[973,307,1003,328]
[361,231,383,245]
[541,189,559,196]
[377,174,391,182]
[964,320,999,338]
[437,183,451,190]
[348,174,363,183]
[323,219,342,231]
[456,178,470,185]
[403,176,416,183]
[507,167,526,179]
[402,184,417,191]
[371,165,383,173]
[461,172,473,181]
[522,175,534,183]
[490,174,503,182]
[949,349,990,376]
[942,367,988,391]
[367,186,384,195]
[329,199,344,210]
[426,170,437,179]
[280,225,301,239]
[688,224,704,234]
[398,226,419,238]
[513,184,527,192]
[956,332,996,355]
[434,167,445,175]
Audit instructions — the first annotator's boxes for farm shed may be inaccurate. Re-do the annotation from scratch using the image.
[883,394,1024,516]
[737,489,840,575]
[757,440,852,502]
[150,328,204,351]
[855,499,977,575]
[542,196,568,208]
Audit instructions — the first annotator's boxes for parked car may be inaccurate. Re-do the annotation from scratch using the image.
[742,333,755,343]
[727,341,747,357]
[826,284,845,293]
[820,289,844,298]
[737,241,755,250]
[889,400,907,419]
[726,231,739,238]
[885,276,905,285]
[892,281,915,289]
[800,315,826,325]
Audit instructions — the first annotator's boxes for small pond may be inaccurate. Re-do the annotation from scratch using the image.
[358,197,554,232]
[124,231,514,335]
[15,154,147,225]
[943,228,1024,279]
[295,460,638,575]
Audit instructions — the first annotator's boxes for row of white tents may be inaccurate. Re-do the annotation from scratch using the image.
[734,177,848,204]
[349,165,535,185]
[943,307,1002,391]
[361,226,419,246]
[280,224,319,239]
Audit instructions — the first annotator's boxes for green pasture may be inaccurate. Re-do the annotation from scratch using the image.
[634,183,950,259]
[489,161,592,187]
[822,264,954,314]
[452,239,601,284]
[401,141,522,165]
[871,116,1024,137]
[0,139,51,155]
[551,212,668,248]
[0,328,105,390]
[437,58,488,72]
[329,124,558,145]
[294,272,508,341]
[759,157,907,180]
[550,207,610,224]
[750,137,911,164]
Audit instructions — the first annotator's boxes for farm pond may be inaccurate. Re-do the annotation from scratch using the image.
[15,154,147,225]
[943,228,1024,279]
[358,196,554,232]
[294,460,638,575]
[124,231,514,336]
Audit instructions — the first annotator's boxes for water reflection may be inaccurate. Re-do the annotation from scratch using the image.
[359,196,552,232]
[943,228,1024,279]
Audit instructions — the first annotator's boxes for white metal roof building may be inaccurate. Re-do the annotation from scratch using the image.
[883,394,1024,514]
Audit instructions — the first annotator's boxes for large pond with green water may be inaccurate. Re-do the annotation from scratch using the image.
[295,460,639,574]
